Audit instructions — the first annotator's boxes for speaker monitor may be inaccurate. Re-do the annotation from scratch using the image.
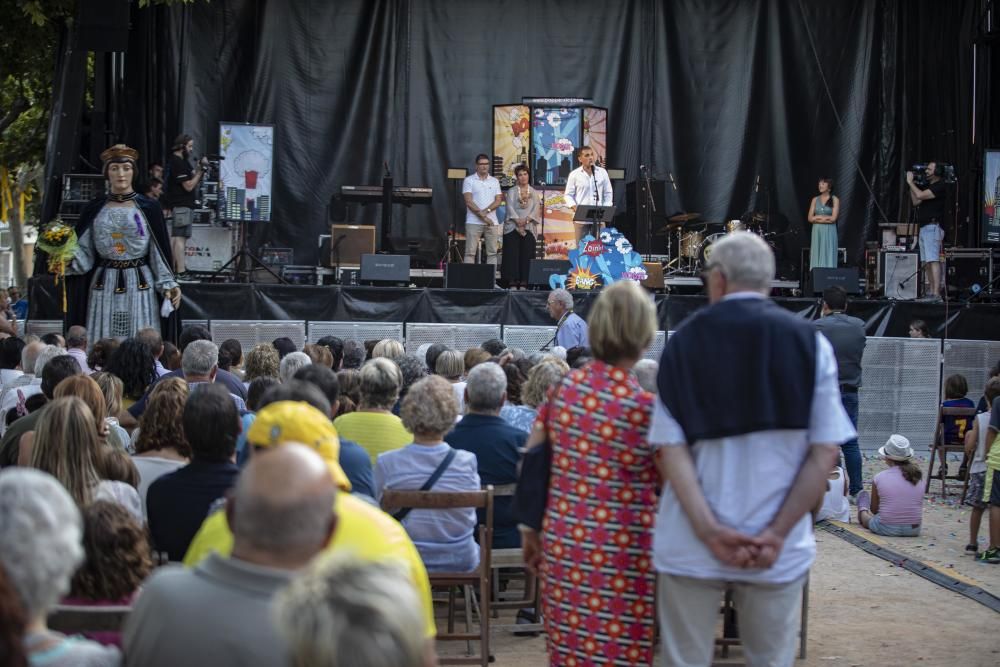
[528,259,572,288]
[322,225,375,267]
[880,251,919,300]
[360,254,409,284]
[811,267,860,295]
[445,263,495,290]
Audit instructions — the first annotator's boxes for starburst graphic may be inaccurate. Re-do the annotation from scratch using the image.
[567,266,600,291]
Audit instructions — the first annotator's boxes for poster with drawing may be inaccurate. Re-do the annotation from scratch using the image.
[531,108,582,187]
[218,123,274,222]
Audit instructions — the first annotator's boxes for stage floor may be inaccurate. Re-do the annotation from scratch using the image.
[26,278,1000,340]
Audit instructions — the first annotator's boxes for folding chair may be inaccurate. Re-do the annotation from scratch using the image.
[715,577,809,661]
[487,483,542,635]
[381,486,494,667]
[925,405,977,498]
[48,604,131,634]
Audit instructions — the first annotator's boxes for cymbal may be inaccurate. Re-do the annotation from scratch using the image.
[668,212,701,223]
[656,223,685,234]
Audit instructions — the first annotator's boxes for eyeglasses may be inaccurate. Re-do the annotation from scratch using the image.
[476,162,490,166]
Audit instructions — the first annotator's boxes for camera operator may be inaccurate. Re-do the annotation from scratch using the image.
[165,133,209,278]
[906,162,948,301]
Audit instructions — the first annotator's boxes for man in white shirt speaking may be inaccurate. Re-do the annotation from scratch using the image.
[563,145,613,245]
[461,153,504,265]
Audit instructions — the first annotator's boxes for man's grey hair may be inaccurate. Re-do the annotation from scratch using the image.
[65,325,88,349]
[0,468,84,618]
[34,344,67,376]
[182,339,219,377]
[550,288,574,310]
[708,232,775,291]
[21,341,43,376]
[466,362,507,412]
[341,340,366,370]
[273,555,426,667]
[279,351,312,384]
[632,359,659,393]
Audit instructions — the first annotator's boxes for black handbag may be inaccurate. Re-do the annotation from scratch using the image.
[512,378,566,531]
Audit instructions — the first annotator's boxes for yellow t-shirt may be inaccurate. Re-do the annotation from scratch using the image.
[183,492,436,638]
[332,411,413,464]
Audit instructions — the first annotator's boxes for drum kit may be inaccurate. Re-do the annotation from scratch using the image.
[659,212,774,275]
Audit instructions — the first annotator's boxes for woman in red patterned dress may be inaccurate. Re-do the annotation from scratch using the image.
[521,280,660,666]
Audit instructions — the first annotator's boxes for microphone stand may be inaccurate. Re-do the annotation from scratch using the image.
[332,233,348,285]
[642,165,659,262]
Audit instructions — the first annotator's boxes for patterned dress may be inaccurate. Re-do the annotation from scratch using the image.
[537,360,658,666]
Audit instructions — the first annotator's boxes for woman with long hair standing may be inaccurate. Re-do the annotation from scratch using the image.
[807,177,839,270]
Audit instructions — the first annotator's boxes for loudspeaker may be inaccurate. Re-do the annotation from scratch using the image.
[360,254,409,284]
[811,267,860,295]
[445,263,495,289]
[322,225,375,267]
[528,259,571,288]
[77,0,130,52]
[880,251,919,299]
[625,179,666,254]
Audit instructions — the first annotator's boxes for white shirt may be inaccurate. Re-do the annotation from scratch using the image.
[462,174,501,226]
[563,165,614,212]
[650,331,855,584]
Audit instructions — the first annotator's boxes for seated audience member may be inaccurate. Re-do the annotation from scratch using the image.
[0,561,28,666]
[132,378,191,512]
[965,377,1000,556]
[275,555,436,667]
[337,368,361,405]
[446,362,527,548]
[182,402,436,638]
[315,335,345,370]
[243,342,280,386]
[279,350,312,384]
[334,358,413,464]
[96,447,140,490]
[482,338,507,357]
[631,358,659,393]
[105,338,156,409]
[908,319,931,338]
[396,354,429,408]
[0,343,66,420]
[0,355,82,466]
[8,285,27,321]
[181,340,247,412]
[302,343,333,368]
[856,435,924,536]
[136,327,170,378]
[124,445,336,667]
[40,332,65,348]
[376,375,481,572]
[160,341,181,372]
[28,396,142,520]
[293,365,375,499]
[272,336,297,360]
[65,325,92,375]
[146,384,241,561]
[815,466,850,523]
[218,338,245,381]
[940,373,975,479]
[464,347,491,373]
[0,469,120,665]
[88,338,120,374]
[503,361,526,405]
[501,358,569,434]
[51,375,122,451]
[64,501,153,647]
[372,338,405,361]
[0,335,26,387]
[341,339,366,370]
[424,342,448,374]
[92,372,131,451]
[566,345,593,369]
[238,376,281,465]
[435,349,466,413]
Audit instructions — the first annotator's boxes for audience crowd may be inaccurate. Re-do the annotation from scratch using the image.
[1,234,999,667]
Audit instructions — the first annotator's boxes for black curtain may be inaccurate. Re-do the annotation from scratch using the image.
[107,0,977,271]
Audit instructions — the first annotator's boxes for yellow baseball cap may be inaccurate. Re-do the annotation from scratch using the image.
[247,401,352,491]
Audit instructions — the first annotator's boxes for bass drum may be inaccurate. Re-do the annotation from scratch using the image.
[698,233,727,266]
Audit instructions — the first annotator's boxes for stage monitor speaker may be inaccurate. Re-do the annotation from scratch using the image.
[77,0,130,52]
[641,262,664,291]
[811,267,860,295]
[625,179,666,254]
[880,251,919,300]
[445,263,495,290]
[360,254,409,284]
[528,259,571,288]
[322,225,375,267]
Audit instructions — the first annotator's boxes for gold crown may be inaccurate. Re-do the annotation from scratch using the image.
[100,144,139,164]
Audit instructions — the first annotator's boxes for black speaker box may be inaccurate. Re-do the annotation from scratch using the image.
[527,259,571,288]
[445,263,495,289]
[360,254,409,284]
[811,267,860,295]
[625,179,666,254]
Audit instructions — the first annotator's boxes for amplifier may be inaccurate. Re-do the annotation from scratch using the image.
[360,254,409,284]
[445,263,495,290]
[185,225,237,272]
[945,248,992,298]
[641,262,665,290]
[528,259,571,288]
[811,267,860,295]
[880,251,919,300]
[321,224,376,267]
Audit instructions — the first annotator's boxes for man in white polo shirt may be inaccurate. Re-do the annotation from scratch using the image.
[462,153,503,265]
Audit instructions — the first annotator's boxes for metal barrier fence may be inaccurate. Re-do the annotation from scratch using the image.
[208,320,307,352]
[306,321,404,345]
[404,323,503,355]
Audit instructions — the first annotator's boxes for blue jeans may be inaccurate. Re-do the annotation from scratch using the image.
[840,391,863,495]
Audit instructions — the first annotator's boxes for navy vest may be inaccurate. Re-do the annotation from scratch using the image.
[657,297,816,443]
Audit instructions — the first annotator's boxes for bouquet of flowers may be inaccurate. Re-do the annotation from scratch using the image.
[36,218,78,311]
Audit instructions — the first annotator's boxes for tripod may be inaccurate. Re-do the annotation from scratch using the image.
[210,220,286,284]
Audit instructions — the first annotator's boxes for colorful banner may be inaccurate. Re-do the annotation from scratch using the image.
[549,227,647,290]
[492,105,531,188]
[219,123,274,222]
[531,107,582,187]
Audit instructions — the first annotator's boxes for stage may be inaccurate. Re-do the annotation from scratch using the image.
[25,278,1000,340]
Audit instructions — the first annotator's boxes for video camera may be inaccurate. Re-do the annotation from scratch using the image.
[910,162,957,186]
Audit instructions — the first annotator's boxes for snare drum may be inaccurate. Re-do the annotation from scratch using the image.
[680,231,703,258]
[726,219,746,234]
[699,232,726,265]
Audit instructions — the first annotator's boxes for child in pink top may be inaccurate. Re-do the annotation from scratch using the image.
[856,435,924,537]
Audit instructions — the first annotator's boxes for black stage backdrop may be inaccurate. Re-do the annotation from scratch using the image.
[110,0,976,270]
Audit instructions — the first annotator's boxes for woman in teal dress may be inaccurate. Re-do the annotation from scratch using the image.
[808,177,839,269]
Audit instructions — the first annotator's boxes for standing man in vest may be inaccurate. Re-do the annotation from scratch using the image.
[166,134,208,279]
[546,288,589,349]
[650,233,854,666]
[907,162,949,301]
[563,146,613,246]
[815,286,867,499]
[462,153,503,266]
